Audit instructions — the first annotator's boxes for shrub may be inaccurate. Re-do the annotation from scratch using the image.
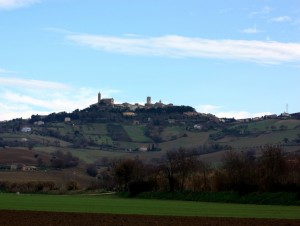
[86,164,98,177]
[66,180,80,191]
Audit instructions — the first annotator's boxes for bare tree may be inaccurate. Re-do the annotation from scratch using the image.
[258,146,287,191]
[221,150,256,193]
[159,148,197,192]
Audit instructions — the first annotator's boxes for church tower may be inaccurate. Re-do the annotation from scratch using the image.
[98,92,101,104]
[147,96,151,105]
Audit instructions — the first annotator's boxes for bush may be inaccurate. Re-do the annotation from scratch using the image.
[66,180,80,191]
[0,181,56,193]
[50,151,79,169]
[86,164,98,177]
[128,180,155,197]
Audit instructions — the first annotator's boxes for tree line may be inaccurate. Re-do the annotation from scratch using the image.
[89,146,300,196]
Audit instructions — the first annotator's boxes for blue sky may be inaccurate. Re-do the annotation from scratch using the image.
[0,0,299,121]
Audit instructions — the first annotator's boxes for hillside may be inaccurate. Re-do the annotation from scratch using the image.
[0,104,300,194]
[0,103,300,165]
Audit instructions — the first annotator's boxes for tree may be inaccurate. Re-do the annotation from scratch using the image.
[27,142,35,150]
[37,157,44,167]
[221,150,256,194]
[283,137,289,144]
[258,146,287,191]
[86,164,98,177]
[159,148,197,192]
[113,158,143,191]
[50,151,79,169]
[0,137,5,148]
[198,160,211,191]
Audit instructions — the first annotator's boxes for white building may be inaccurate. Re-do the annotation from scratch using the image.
[34,121,45,126]
[194,124,202,130]
[21,126,31,133]
[64,117,71,122]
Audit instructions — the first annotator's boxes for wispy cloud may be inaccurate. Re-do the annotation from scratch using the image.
[214,111,273,119]
[43,27,74,35]
[0,77,69,90]
[249,6,272,17]
[0,68,15,74]
[0,76,120,121]
[66,33,300,64]
[240,25,261,34]
[196,105,222,113]
[0,0,40,10]
[272,16,292,22]
[196,105,273,119]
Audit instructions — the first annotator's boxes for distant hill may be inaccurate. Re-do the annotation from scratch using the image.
[0,102,299,164]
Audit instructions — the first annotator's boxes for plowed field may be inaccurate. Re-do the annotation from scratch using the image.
[1,210,299,226]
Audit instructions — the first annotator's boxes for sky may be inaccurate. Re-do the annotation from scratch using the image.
[0,0,299,121]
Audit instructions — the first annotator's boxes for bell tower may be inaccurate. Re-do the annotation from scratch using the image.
[147,96,151,105]
[98,92,101,104]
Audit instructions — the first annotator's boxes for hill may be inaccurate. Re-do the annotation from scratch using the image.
[0,102,299,165]
[0,103,300,194]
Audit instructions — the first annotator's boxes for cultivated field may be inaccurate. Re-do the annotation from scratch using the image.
[0,194,300,225]
[1,193,300,218]
[1,210,300,226]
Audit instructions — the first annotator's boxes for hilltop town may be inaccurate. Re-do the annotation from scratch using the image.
[93,92,174,110]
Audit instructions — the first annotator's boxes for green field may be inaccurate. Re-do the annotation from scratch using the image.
[123,125,152,142]
[0,193,299,219]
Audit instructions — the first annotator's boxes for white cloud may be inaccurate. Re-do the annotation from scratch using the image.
[66,33,300,64]
[0,0,40,10]
[249,6,272,17]
[196,105,273,119]
[0,102,49,121]
[272,16,292,22]
[0,68,14,74]
[0,77,120,121]
[0,77,69,90]
[214,111,273,119]
[240,26,261,34]
[196,105,222,113]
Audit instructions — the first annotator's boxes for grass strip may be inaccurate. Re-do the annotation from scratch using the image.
[0,193,300,219]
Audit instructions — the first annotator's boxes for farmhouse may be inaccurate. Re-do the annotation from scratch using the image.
[168,119,176,124]
[237,118,251,123]
[133,120,140,125]
[139,146,148,152]
[184,112,199,117]
[21,126,31,133]
[265,114,277,119]
[34,121,45,126]
[280,112,291,118]
[194,124,202,130]
[64,117,71,122]
[123,112,136,117]
[21,138,28,142]
[22,165,37,171]
[10,164,18,170]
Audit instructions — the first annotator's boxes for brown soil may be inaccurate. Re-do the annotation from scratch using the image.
[0,210,299,226]
[0,148,51,165]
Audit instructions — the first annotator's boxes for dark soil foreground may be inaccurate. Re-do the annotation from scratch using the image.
[0,210,300,226]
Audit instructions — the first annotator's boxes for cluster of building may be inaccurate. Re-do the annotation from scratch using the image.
[95,92,174,111]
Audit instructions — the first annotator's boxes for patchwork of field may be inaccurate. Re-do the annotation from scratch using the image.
[0,118,299,166]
